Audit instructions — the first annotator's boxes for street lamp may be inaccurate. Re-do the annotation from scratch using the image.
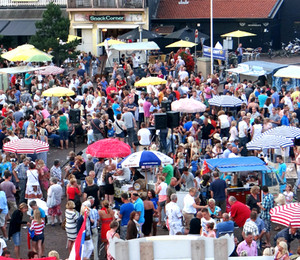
[135,22,146,42]
[210,0,213,75]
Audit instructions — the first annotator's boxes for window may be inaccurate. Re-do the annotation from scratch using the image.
[76,29,82,44]
[178,0,189,4]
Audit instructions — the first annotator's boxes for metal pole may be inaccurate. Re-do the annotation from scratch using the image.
[210,0,213,75]
[139,26,142,42]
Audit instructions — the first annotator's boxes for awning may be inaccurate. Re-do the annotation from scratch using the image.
[72,23,93,29]
[0,66,44,74]
[97,24,138,29]
[274,65,300,79]
[0,20,36,36]
[110,41,160,51]
[0,21,9,33]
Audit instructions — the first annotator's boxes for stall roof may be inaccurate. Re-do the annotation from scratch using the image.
[274,65,300,79]
[0,66,44,74]
[110,41,160,51]
[206,156,268,172]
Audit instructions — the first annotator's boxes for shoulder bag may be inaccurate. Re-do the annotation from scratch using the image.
[116,120,127,136]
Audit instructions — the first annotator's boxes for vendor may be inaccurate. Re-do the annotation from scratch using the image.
[130,168,145,182]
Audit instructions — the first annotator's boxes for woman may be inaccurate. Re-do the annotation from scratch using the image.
[103,165,114,206]
[71,155,86,181]
[25,162,42,199]
[106,220,120,260]
[57,110,69,149]
[218,110,230,139]
[275,241,290,260]
[246,185,260,213]
[9,203,28,259]
[83,176,100,209]
[229,121,238,142]
[207,198,221,219]
[47,177,63,226]
[141,193,155,237]
[36,159,50,199]
[251,118,262,140]
[114,114,126,142]
[98,200,114,244]
[65,200,79,253]
[155,176,167,227]
[126,211,140,240]
[7,130,19,141]
[29,209,45,258]
[66,178,81,213]
[148,189,158,236]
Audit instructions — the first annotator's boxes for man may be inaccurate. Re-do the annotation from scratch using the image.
[112,98,122,119]
[24,71,33,92]
[50,160,63,185]
[258,89,268,108]
[274,227,300,249]
[131,193,145,229]
[122,107,137,150]
[69,74,80,91]
[13,157,30,203]
[269,107,281,128]
[271,87,280,108]
[245,209,266,248]
[242,211,259,240]
[166,177,177,203]
[281,109,290,126]
[228,196,251,227]
[137,122,151,151]
[276,155,287,193]
[257,186,274,247]
[162,164,173,185]
[149,99,160,113]
[165,194,183,235]
[216,213,234,238]
[119,193,135,240]
[85,155,94,175]
[237,43,243,64]
[0,188,8,240]
[200,116,216,151]
[83,53,91,76]
[182,188,206,234]
[90,113,104,141]
[210,171,227,213]
[189,211,202,235]
[180,167,195,189]
[238,116,249,156]
[228,147,239,158]
[222,144,233,158]
[200,208,216,236]
[29,200,46,220]
[236,232,257,256]
[0,171,16,218]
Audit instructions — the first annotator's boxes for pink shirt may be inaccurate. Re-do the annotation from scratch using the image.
[41,109,50,119]
[143,101,151,118]
[236,240,257,256]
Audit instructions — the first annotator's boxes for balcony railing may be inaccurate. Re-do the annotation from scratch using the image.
[0,0,66,6]
[67,0,145,9]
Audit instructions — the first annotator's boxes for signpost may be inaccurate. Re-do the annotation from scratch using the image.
[203,45,226,60]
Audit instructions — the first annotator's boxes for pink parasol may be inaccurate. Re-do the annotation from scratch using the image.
[39,65,64,75]
[3,138,49,154]
[171,98,207,113]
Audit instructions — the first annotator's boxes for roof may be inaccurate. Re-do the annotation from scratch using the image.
[206,156,269,172]
[110,41,160,51]
[156,0,283,19]
[152,25,175,35]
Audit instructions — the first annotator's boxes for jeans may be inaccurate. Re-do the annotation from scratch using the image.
[159,129,168,153]
[91,227,98,260]
[120,225,127,240]
[18,179,27,203]
[127,127,135,148]
[48,133,60,147]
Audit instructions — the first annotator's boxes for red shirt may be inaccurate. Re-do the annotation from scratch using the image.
[116,79,126,91]
[67,186,80,200]
[230,201,251,227]
[106,86,118,102]
[18,121,24,129]
[174,90,180,100]
[2,108,7,117]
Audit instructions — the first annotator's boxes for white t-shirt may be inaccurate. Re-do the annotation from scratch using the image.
[138,98,145,113]
[158,182,167,196]
[0,238,6,255]
[137,128,151,145]
[238,120,248,138]
[219,114,230,129]
[284,96,294,111]
[183,194,196,214]
[0,94,7,105]
[166,201,182,224]
[229,126,238,141]
[201,217,216,235]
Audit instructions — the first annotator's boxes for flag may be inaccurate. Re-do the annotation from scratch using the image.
[0,257,55,260]
[201,160,210,175]
[69,212,87,260]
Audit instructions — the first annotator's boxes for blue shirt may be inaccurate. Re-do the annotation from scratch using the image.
[23,121,30,136]
[281,115,290,126]
[258,94,268,108]
[216,220,234,237]
[120,202,135,226]
[261,193,274,220]
[272,92,280,107]
[210,178,227,201]
[112,103,121,116]
[89,208,100,229]
[134,198,145,224]
[30,207,46,219]
[0,191,8,214]
[183,121,193,131]
[191,160,198,172]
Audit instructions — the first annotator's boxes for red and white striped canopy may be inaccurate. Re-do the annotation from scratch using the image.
[3,138,49,154]
[270,203,300,228]
[39,65,64,76]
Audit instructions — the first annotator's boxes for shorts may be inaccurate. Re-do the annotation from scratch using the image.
[12,232,21,246]
[0,213,6,227]
[182,212,194,229]
[159,200,166,208]
[59,130,68,141]
[264,219,271,232]
[32,233,44,242]
[116,132,125,138]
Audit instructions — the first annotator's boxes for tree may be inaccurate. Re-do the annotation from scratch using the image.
[30,2,79,65]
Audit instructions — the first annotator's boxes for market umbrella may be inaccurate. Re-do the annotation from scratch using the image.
[166,40,197,48]
[86,138,131,158]
[165,26,209,42]
[171,98,206,113]
[3,138,49,154]
[1,44,35,60]
[274,65,300,79]
[246,134,293,150]
[119,150,173,168]
[24,49,53,62]
[118,28,161,41]
[134,77,167,87]
[97,39,125,46]
[39,65,64,76]
[67,34,82,43]
[270,203,300,228]
[42,87,75,97]
[208,95,243,107]
[262,126,300,139]
[221,30,256,45]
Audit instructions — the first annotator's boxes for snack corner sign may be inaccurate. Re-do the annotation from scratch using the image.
[89,15,125,22]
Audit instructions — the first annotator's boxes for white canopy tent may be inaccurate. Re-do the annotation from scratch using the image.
[274,65,300,79]
[110,41,160,51]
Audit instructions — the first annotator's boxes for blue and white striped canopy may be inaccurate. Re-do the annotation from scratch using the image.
[246,134,294,150]
[119,150,173,168]
[208,95,243,107]
[262,126,300,139]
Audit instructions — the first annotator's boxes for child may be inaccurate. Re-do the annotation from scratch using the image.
[176,152,186,174]
[155,176,167,227]
[107,123,115,138]
[190,155,199,176]
[283,184,294,204]
[203,222,216,238]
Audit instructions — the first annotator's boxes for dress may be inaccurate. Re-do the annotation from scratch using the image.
[106,230,116,260]
[142,209,153,236]
[100,208,113,242]
[65,209,79,241]
[25,169,42,199]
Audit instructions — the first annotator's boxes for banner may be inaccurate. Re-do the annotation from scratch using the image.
[0,258,55,260]
[203,45,226,60]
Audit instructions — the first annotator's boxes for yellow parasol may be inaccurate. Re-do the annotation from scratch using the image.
[134,77,167,87]
[42,86,75,97]
[166,40,197,48]
[221,30,256,44]
[1,44,35,60]
[67,35,82,43]
[97,39,125,46]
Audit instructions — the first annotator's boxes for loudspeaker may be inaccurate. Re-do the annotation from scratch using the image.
[69,109,81,124]
[154,113,167,130]
[161,100,171,112]
[167,111,180,128]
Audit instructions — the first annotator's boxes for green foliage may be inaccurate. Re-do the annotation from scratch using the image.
[30,2,79,65]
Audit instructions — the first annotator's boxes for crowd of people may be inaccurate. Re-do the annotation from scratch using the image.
[0,47,299,260]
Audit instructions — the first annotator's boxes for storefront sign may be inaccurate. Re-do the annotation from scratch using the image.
[203,45,226,60]
[89,15,125,22]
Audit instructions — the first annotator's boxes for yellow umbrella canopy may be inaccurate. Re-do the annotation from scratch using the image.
[67,35,82,43]
[221,30,256,44]
[166,40,197,48]
[1,44,35,60]
[134,77,167,87]
[42,87,75,97]
[97,39,125,46]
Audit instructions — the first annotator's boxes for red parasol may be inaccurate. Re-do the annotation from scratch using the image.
[86,138,131,158]
[270,202,300,228]
[3,138,49,154]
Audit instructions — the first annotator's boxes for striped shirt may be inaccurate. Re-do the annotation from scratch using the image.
[30,220,45,235]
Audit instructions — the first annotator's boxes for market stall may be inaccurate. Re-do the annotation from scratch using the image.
[273,65,300,90]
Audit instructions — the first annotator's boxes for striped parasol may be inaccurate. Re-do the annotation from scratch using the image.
[246,134,293,150]
[208,95,243,107]
[39,65,64,76]
[270,203,300,228]
[3,138,49,154]
[262,125,300,139]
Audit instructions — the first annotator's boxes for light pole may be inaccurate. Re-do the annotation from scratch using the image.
[210,0,213,75]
